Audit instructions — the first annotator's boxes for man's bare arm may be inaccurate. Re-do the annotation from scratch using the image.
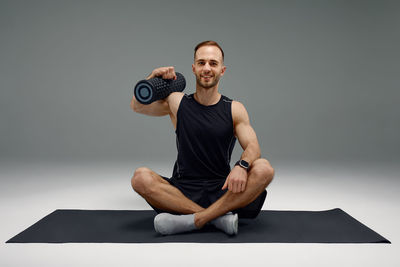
[130,98,170,116]
[130,66,177,117]
[233,101,261,166]
[222,101,261,193]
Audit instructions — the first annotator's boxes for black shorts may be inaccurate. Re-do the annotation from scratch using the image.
[149,176,267,219]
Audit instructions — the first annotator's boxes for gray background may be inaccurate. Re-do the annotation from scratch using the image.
[1,0,399,164]
[1,1,399,266]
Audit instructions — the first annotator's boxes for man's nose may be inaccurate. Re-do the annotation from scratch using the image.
[203,63,211,71]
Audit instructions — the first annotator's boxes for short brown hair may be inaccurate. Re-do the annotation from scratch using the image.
[194,40,224,62]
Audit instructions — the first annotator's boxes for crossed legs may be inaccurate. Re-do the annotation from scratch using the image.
[131,167,205,214]
[131,158,274,233]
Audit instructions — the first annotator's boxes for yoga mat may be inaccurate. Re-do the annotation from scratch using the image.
[6,209,390,243]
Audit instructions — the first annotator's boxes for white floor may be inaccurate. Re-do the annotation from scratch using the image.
[0,159,398,267]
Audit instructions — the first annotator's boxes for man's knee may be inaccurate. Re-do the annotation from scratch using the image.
[250,158,275,187]
[131,167,155,195]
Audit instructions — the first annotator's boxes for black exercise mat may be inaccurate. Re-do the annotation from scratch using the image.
[6,208,390,243]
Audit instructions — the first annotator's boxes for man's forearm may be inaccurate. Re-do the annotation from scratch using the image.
[239,142,261,167]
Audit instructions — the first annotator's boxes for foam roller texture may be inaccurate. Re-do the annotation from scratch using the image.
[134,72,186,104]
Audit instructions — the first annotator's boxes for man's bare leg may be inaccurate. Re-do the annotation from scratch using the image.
[131,167,204,214]
[131,159,274,235]
[194,158,274,229]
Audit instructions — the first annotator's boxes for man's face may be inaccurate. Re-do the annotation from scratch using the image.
[192,46,226,89]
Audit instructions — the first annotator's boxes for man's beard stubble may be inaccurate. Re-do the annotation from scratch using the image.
[196,75,220,89]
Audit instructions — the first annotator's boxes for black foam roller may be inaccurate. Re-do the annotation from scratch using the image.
[134,72,186,104]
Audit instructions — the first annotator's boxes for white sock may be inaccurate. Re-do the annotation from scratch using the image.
[211,212,239,235]
[154,213,197,235]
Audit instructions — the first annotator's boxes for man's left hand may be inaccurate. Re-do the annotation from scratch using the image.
[222,166,248,193]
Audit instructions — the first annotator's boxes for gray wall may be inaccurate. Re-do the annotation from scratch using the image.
[1,0,399,163]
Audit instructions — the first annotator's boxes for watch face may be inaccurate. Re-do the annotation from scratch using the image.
[240,160,249,168]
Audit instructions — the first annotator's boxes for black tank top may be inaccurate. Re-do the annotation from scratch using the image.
[172,93,237,180]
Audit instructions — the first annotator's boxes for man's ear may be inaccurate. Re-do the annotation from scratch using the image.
[220,65,227,76]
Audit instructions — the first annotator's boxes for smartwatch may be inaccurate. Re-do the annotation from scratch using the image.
[235,159,250,170]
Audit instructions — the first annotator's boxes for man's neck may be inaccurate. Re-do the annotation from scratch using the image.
[194,86,221,106]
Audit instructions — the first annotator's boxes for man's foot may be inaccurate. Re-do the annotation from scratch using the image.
[211,212,238,235]
[154,213,197,235]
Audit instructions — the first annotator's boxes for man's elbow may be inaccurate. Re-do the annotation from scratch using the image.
[130,98,142,113]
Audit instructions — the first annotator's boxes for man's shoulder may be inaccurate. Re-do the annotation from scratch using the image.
[167,92,185,103]
[221,94,233,102]
[221,94,245,109]
[231,99,246,111]
[167,92,185,115]
[231,100,249,124]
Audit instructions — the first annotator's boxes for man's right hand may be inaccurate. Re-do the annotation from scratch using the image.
[131,66,181,117]
[147,66,177,80]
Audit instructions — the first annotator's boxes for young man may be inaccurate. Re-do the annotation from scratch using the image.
[130,40,274,235]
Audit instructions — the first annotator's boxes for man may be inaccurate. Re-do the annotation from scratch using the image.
[130,40,274,235]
